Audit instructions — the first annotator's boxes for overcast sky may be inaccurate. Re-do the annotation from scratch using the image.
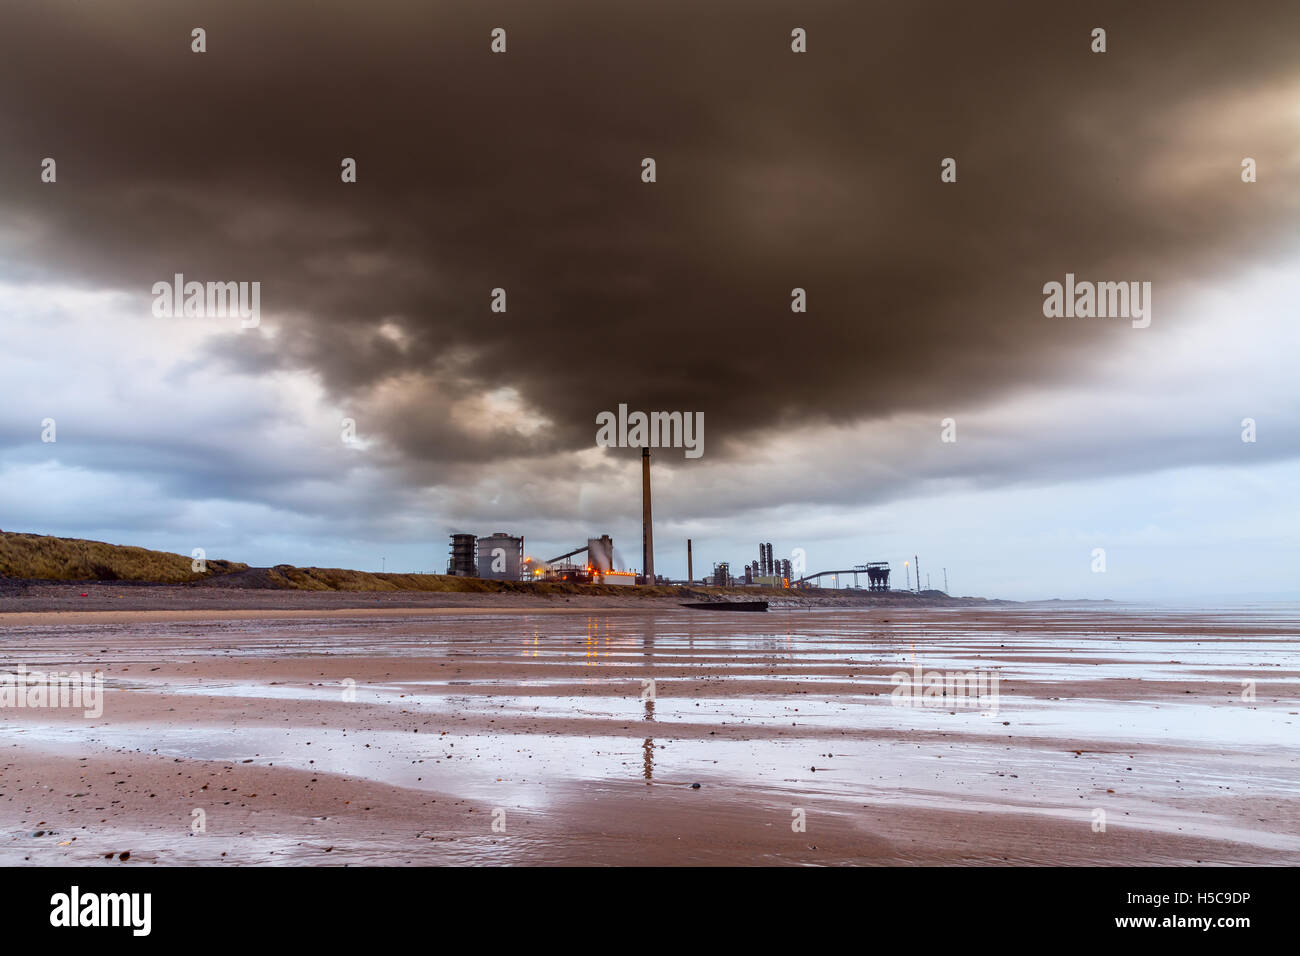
[1,1,1297,600]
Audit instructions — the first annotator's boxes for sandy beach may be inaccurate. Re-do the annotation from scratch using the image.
[1,598,1296,865]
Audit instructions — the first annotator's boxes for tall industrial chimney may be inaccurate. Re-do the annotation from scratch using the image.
[686,538,692,585]
[641,448,655,583]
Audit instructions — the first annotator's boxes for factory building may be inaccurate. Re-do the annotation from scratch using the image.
[587,535,614,572]
[476,532,524,581]
[597,569,636,586]
[743,542,791,587]
[582,535,635,585]
[516,533,636,585]
[446,533,478,576]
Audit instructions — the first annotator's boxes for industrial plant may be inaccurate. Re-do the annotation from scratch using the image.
[444,447,911,592]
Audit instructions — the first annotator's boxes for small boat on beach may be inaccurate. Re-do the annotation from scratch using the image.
[679,601,768,612]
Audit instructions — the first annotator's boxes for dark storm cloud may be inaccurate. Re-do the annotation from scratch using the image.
[2,0,1297,473]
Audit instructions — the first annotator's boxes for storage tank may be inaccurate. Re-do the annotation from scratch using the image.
[476,532,524,581]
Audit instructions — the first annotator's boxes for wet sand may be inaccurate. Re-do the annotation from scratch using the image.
[1,604,1296,865]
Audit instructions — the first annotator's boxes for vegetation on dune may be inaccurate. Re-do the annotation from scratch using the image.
[0,532,708,594]
[0,531,728,594]
[0,531,247,584]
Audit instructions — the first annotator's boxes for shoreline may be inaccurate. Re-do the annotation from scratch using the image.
[0,577,1017,619]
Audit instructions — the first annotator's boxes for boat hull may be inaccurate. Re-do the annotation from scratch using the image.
[679,601,769,612]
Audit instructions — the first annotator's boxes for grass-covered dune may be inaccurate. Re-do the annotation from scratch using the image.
[0,531,716,596]
[0,531,247,584]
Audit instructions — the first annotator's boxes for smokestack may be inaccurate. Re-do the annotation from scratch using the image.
[765,542,774,576]
[914,554,920,593]
[687,538,692,585]
[642,448,654,583]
